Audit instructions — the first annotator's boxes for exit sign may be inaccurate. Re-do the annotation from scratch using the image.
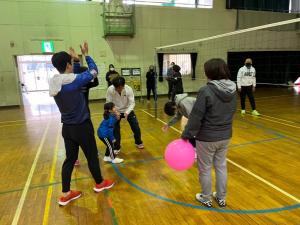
[41,41,54,53]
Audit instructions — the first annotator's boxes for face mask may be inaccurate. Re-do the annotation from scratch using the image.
[245,63,251,68]
[110,68,115,71]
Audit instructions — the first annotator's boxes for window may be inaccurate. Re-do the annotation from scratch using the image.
[163,54,192,76]
[290,0,300,13]
[92,0,213,8]
[198,0,213,8]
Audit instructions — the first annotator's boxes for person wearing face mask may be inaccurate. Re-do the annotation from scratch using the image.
[106,64,119,87]
[146,65,157,103]
[170,64,184,101]
[237,58,260,116]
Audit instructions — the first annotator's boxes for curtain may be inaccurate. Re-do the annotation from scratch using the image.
[226,0,290,12]
[190,53,197,80]
[157,53,164,82]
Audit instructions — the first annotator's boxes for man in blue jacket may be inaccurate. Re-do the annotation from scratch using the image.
[49,42,114,206]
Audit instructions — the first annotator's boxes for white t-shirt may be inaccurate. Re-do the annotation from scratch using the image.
[106,84,135,114]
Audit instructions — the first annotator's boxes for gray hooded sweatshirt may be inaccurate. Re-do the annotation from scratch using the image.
[181,79,237,142]
[167,93,196,126]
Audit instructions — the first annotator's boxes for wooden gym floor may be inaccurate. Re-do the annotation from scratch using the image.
[0,87,299,225]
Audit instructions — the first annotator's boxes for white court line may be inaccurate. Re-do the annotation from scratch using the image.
[0,116,58,125]
[258,116,300,129]
[255,94,291,100]
[11,122,50,225]
[0,119,26,124]
[0,123,27,128]
[91,112,102,116]
[140,109,300,204]
[260,114,299,125]
[227,159,300,203]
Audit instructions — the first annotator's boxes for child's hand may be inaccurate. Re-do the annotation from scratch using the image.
[69,47,79,61]
[80,41,89,56]
[115,111,120,120]
[112,139,116,143]
[162,124,169,132]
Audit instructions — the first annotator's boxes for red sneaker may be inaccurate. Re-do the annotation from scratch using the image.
[58,190,82,206]
[93,180,115,193]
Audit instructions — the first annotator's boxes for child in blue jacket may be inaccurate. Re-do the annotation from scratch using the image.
[98,102,124,164]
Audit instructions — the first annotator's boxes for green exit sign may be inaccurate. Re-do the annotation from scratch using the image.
[41,41,54,53]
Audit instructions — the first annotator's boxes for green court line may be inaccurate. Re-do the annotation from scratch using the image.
[104,191,119,225]
[0,176,91,196]
[0,135,284,197]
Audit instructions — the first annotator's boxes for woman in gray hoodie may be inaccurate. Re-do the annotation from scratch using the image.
[181,58,237,208]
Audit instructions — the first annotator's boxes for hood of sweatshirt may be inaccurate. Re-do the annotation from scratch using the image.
[174,93,188,105]
[208,79,236,102]
[49,73,76,96]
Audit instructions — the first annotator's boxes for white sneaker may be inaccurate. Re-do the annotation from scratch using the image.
[111,158,124,164]
[136,143,144,149]
[103,156,112,162]
[252,110,260,116]
[195,193,212,208]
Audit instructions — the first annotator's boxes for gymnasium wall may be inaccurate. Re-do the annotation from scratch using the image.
[0,0,298,106]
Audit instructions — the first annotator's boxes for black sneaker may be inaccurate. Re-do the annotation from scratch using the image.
[195,193,212,208]
[212,192,226,207]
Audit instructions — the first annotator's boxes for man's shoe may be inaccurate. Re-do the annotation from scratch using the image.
[94,180,115,193]
[58,190,82,206]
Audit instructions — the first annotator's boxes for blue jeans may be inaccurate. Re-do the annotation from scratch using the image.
[113,111,143,150]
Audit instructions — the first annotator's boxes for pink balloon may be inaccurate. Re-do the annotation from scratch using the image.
[164,139,195,171]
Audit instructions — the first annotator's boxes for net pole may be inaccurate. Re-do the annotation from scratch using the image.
[154,49,158,118]
[139,73,143,103]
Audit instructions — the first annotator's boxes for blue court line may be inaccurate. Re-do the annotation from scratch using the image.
[108,114,300,214]
[121,137,284,167]
[119,156,163,167]
[230,137,283,149]
[112,164,300,214]
[0,135,279,196]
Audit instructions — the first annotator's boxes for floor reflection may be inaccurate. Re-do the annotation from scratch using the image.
[22,91,59,118]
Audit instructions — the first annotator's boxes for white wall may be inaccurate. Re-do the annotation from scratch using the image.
[0,0,298,106]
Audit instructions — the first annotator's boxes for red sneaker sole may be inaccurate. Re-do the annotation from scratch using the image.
[58,193,82,206]
[93,182,115,193]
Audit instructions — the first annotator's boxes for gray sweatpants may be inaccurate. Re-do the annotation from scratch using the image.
[196,139,230,201]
